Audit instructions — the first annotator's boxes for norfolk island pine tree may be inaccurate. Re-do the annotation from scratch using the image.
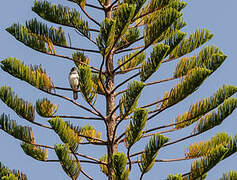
[0,0,237,180]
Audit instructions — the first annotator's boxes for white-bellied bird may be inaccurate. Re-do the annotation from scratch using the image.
[69,67,79,100]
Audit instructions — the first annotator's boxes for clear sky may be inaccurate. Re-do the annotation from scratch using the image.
[0,0,236,180]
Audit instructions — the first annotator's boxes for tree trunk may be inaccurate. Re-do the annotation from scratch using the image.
[105,2,118,180]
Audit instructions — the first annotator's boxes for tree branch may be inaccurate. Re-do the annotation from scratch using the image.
[111,72,140,94]
[42,89,101,118]
[86,3,104,10]
[114,37,144,54]
[74,29,97,45]
[78,5,100,26]
[54,86,104,96]
[115,45,144,54]
[49,115,103,121]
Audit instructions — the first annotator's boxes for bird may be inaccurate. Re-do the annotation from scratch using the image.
[68,67,79,100]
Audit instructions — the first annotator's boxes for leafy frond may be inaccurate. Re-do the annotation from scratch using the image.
[116,28,140,49]
[175,85,237,129]
[96,18,116,55]
[140,43,170,81]
[0,162,27,180]
[139,134,169,174]
[112,152,129,180]
[113,3,136,40]
[0,114,34,143]
[54,144,80,180]
[124,0,146,16]
[119,80,145,118]
[134,0,171,25]
[32,1,89,38]
[174,46,226,78]
[218,170,237,180]
[1,57,53,92]
[184,145,228,180]
[164,30,186,55]
[25,18,67,47]
[166,174,183,180]
[126,108,148,147]
[91,73,105,94]
[36,98,58,117]
[185,132,232,158]
[48,117,82,151]
[78,65,97,104]
[0,86,35,121]
[72,51,90,67]
[81,124,102,142]
[6,23,47,53]
[21,143,48,161]
[99,155,108,176]
[170,29,214,59]
[194,97,237,134]
[144,8,181,46]
[161,67,212,108]
[118,51,146,71]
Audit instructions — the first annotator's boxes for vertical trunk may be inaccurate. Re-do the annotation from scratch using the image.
[104,2,118,180]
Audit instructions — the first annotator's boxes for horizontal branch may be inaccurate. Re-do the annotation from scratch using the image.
[115,66,141,75]
[29,142,106,165]
[115,45,144,54]
[57,44,100,54]
[131,157,188,164]
[44,52,102,73]
[44,159,103,164]
[140,97,169,109]
[50,115,103,121]
[115,37,144,54]
[54,86,105,96]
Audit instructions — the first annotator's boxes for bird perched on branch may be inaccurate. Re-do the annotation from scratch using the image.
[69,67,79,100]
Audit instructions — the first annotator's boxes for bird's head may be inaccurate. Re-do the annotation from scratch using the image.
[70,67,78,72]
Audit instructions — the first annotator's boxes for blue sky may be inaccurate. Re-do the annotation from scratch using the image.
[0,0,236,180]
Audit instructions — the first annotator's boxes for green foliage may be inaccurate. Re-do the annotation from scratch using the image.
[118,51,146,71]
[113,3,136,40]
[126,108,148,147]
[96,18,116,55]
[185,132,232,158]
[166,174,183,180]
[139,134,169,175]
[184,145,228,180]
[194,97,237,134]
[36,98,58,117]
[0,86,35,121]
[174,46,226,78]
[144,8,181,46]
[164,30,186,55]
[54,144,80,180]
[81,124,102,142]
[170,29,214,59]
[1,57,53,92]
[0,114,34,143]
[112,152,129,180]
[25,18,67,47]
[162,67,212,108]
[119,80,145,118]
[21,143,48,161]
[175,85,237,129]
[72,51,90,67]
[0,162,27,180]
[116,28,140,49]
[124,0,146,16]
[32,1,89,38]
[140,43,170,81]
[99,155,108,176]
[78,65,97,103]
[6,23,47,53]
[48,117,82,151]
[218,170,237,180]
[91,73,105,94]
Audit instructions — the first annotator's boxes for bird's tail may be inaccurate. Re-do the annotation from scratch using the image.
[73,91,78,100]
